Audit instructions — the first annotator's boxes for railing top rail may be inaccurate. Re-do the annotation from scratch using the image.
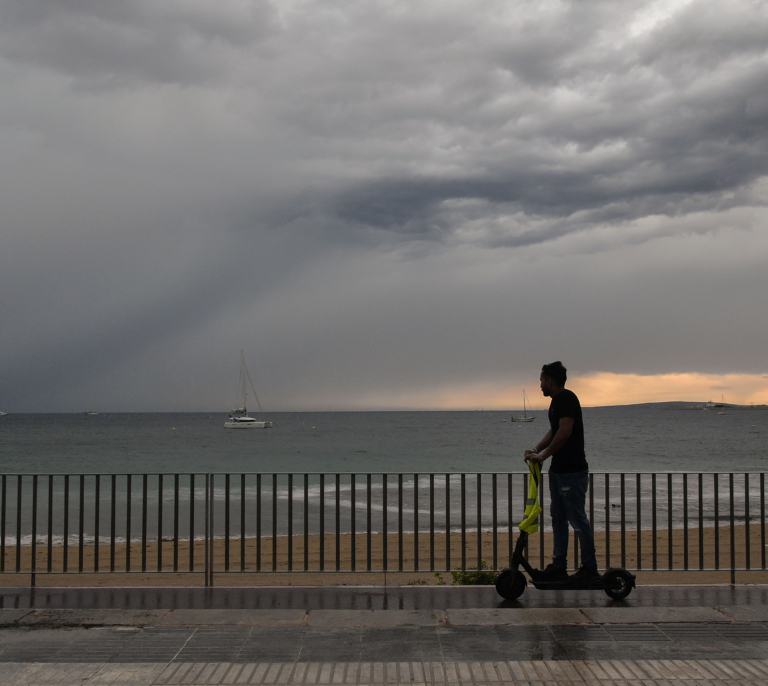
[0,470,764,477]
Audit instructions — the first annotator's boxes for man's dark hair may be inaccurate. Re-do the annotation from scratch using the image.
[541,361,567,387]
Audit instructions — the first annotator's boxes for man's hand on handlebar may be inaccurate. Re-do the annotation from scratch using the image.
[524,449,544,464]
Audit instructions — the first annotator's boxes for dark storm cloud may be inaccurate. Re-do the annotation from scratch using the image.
[1,0,768,411]
[0,0,278,86]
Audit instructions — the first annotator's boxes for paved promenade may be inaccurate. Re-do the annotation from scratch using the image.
[2,586,768,685]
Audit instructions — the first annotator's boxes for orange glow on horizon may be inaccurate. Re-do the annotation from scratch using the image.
[349,372,768,410]
[569,372,768,407]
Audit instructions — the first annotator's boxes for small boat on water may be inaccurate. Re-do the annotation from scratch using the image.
[0,411,7,416]
[224,351,273,429]
[84,411,99,415]
[511,390,535,423]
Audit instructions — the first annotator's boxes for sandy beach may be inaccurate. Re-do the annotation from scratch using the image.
[2,522,768,586]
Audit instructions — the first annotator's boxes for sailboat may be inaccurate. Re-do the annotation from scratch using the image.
[224,351,273,429]
[511,390,535,422]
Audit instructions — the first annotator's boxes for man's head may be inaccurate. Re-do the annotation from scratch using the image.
[540,361,567,397]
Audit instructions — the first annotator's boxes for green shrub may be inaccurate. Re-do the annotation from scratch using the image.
[450,559,498,585]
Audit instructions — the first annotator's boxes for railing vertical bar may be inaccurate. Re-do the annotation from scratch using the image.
[698,473,704,571]
[683,473,689,570]
[507,474,513,567]
[174,474,180,572]
[477,473,483,572]
[605,474,610,571]
[125,475,131,573]
[0,475,5,572]
[538,471,545,570]
[304,474,309,572]
[523,472,528,562]
[366,474,372,572]
[204,474,210,586]
[15,476,22,573]
[189,474,195,572]
[729,473,735,584]
[256,474,262,572]
[335,474,340,572]
[573,483,579,572]
[636,474,641,571]
[225,474,231,572]
[492,473,498,571]
[319,474,325,572]
[761,473,766,570]
[382,474,388,572]
[429,474,435,572]
[47,475,54,574]
[667,473,673,570]
[651,473,657,571]
[620,473,626,569]
[94,475,100,573]
[208,473,216,586]
[745,473,751,571]
[31,475,38,582]
[78,474,85,573]
[272,474,278,572]
[288,474,293,572]
[446,475,451,571]
[398,474,403,572]
[140,474,147,573]
[351,474,356,572]
[461,473,466,571]
[242,474,247,572]
[714,473,720,570]
[63,474,70,573]
[110,475,116,573]
[210,474,215,584]
[413,474,418,572]
[157,474,164,572]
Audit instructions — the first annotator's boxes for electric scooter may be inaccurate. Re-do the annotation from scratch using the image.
[495,530,637,600]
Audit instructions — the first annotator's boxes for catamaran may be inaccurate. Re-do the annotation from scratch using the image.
[511,390,535,422]
[224,351,273,429]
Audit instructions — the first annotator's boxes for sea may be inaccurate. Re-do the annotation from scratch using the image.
[1,406,766,474]
[0,407,766,543]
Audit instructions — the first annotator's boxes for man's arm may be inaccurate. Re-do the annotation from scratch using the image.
[528,418,574,464]
[524,429,552,459]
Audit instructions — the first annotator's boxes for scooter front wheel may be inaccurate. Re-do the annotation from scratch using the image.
[495,569,527,600]
[603,568,635,600]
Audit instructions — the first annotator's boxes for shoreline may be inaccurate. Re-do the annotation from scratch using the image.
[2,522,767,587]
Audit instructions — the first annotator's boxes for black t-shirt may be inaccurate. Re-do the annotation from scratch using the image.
[548,389,588,473]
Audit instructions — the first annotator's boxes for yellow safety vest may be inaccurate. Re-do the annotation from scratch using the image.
[518,460,543,534]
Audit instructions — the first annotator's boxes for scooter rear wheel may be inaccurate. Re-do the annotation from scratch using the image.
[603,568,634,600]
[495,569,527,600]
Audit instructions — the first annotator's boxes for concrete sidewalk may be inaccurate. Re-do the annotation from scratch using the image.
[2,603,767,627]
[3,588,768,685]
[3,659,768,686]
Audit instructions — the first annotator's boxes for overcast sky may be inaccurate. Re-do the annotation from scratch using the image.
[1,0,767,412]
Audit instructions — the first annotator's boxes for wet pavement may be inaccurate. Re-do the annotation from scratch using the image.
[3,583,768,610]
[3,621,768,662]
[2,586,768,683]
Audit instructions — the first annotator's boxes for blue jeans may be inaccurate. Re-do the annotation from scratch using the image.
[548,470,597,570]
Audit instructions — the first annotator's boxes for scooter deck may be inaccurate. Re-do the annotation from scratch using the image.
[530,578,606,591]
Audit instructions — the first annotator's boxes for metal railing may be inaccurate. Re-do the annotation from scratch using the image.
[0,472,764,586]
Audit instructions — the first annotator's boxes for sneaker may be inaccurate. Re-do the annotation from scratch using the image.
[569,565,602,584]
[535,563,568,581]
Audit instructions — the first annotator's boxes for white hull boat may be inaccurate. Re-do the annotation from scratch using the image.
[511,390,535,422]
[224,352,273,429]
[224,416,273,428]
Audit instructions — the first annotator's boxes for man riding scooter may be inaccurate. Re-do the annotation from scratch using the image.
[524,361,601,584]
